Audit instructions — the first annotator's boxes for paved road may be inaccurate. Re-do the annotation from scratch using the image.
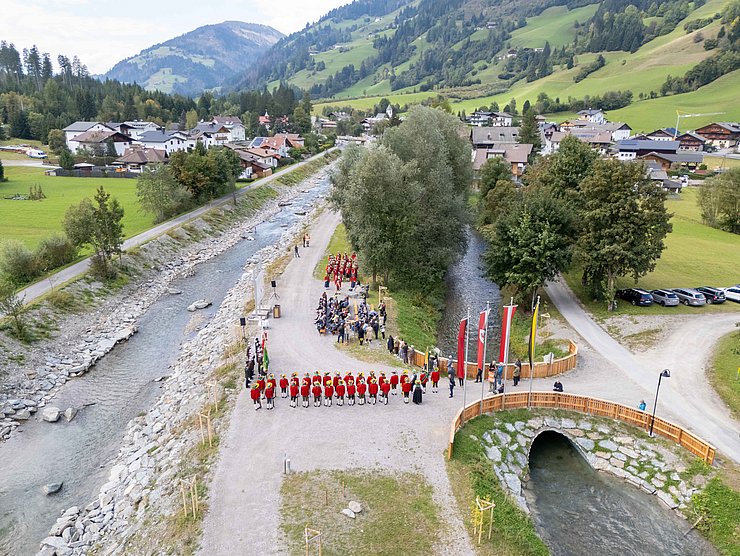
[14,149,336,306]
[198,211,476,555]
[546,279,740,463]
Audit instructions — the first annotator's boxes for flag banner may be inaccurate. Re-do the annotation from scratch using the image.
[263,346,270,371]
[456,318,468,379]
[476,310,488,371]
[499,304,517,363]
[527,300,540,370]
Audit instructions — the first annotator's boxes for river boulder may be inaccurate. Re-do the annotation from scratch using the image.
[187,299,212,312]
[43,482,63,495]
[42,406,61,422]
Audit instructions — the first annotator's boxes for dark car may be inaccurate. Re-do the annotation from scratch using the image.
[650,289,679,307]
[695,286,726,304]
[616,288,654,306]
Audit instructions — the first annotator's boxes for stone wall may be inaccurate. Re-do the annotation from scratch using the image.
[477,412,708,514]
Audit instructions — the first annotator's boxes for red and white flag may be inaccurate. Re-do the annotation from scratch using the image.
[499,303,518,364]
[476,310,488,371]
[456,318,468,380]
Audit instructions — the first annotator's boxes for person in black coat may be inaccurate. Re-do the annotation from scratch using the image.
[387,335,394,353]
[412,380,423,404]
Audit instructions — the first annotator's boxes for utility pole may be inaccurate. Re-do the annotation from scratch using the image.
[463,307,470,410]
[479,301,490,414]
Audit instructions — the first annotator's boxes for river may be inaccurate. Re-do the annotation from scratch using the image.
[0,178,329,555]
[524,431,716,556]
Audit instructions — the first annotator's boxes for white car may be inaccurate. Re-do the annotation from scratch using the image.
[722,286,740,303]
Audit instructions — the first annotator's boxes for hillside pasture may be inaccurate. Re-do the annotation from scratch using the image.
[509,4,599,48]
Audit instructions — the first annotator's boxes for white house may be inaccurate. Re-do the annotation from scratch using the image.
[212,115,246,142]
[73,129,133,156]
[122,121,163,140]
[63,122,114,152]
[137,130,192,155]
[576,109,607,125]
[191,123,230,147]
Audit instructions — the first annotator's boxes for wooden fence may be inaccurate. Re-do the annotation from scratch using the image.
[412,340,578,380]
[447,391,716,464]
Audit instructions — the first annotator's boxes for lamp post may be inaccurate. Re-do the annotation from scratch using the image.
[649,369,671,437]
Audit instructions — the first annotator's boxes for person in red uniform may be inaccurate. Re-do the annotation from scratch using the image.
[344,372,353,385]
[420,371,428,394]
[267,374,277,391]
[323,372,332,388]
[347,378,356,406]
[336,379,346,406]
[312,381,322,407]
[401,378,412,404]
[289,379,299,408]
[378,372,386,387]
[333,372,341,389]
[380,379,391,405]
[390,371,399,395]
[324,381,334,407]
[279,374,289,398]
[357,379,367,405]
[431,367,440,393]
[300,380,310,408]
[255,376,266,396]
[368,379,379,405]
[264,381,275,410]
[250,383,262,410]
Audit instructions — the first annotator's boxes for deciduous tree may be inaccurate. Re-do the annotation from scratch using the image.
[136,164,191,223]
[699,167,740,234]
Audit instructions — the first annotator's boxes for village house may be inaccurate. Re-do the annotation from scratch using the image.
[468,111,513,127]
[231,149,273,179]
[473,143,533,180]
[614,139,680,160]
[121,121,163,140]
[259,111,272,130]
[112,146,167,173]
[190,122,231,147]
[471,126,520,149]
[249,134,304,157]
[137,130,192,155]
[576,109,607,124]
[63,122,115,152]
[544,129,613,155]
[646,128,679,141]
[676,131,707,151]
[638,150,704,171]
[211,115,246,142]
[693,122,740,149]
[644,161,683,193]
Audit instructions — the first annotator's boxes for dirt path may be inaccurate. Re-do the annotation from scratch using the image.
[546,279,740,463]
[198,211,476,555]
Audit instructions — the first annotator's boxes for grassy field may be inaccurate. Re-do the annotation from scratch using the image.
[563,187,740,317]
[509,4,599,48]
[448,414,549,556]
[709,328,740,419]
[0,166,152,249]
[280,470,440,556]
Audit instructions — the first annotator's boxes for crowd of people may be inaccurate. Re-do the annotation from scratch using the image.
[323,252,359,292]
[248,369,441,410]
[314,292,351,335]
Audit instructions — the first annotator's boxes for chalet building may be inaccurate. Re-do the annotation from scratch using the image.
[576,109,607,124]
[694,122,740,148]
[676,131,707,152]
[71,128,132,156]
[113,146,167,173]
[614,139,679,160]
[63,122,114,152]
[468,111,513,127]
[138,130,192,155]
[471,126,519,149]
[473,143,533,180]
[121,121,162,140]
[211,115,246,142]
[646,128,678,141]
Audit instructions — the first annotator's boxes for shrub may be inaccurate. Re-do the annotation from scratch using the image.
[36,234,76,272]
[0,240,38,284]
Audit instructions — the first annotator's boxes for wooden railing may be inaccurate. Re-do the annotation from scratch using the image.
[447,391,716,464]
[411,340,578,380]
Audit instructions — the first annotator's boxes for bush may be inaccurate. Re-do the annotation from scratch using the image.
[0,240,38,284]
[36,234,76,272]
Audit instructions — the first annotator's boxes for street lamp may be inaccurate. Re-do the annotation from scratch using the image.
[649,369,671,437]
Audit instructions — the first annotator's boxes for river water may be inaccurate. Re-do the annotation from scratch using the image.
[0,179,329,556]
[524,431,716,556]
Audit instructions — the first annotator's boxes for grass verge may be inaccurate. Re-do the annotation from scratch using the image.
[280,469,440,556]
[690,475,740,556]
[708,327,740,419]
[448,414,549,556]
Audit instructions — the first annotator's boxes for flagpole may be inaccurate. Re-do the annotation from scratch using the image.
[479,302,490,414]
[528,295,541,409]
[463,306,470,410]
[502,296,514,409]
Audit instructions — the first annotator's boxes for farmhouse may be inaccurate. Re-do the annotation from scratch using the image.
[137,130,192,155]
[614,139,679,160]
[70,128,132,156]
[693,122,740,148]
[676,131,707,151]
[112,146,167,173]
[473,143,533,180]
[471,126,519,149]
[576,109,607,124]
[121,121,163,140]
[211,115,246,142]
[63,122,115,152]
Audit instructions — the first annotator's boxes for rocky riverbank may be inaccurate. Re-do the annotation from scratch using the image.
[32,170,332,555]
[0,170,330,443]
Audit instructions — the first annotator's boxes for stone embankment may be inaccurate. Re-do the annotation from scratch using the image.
[479,413,708,513]
[34,173,332,556]
[0,174,324,443]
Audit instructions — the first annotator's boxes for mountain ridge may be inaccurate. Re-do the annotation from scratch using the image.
[105,21,284,96]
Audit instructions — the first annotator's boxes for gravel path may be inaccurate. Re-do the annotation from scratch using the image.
[198,211,476,555]
[546,279,740,463]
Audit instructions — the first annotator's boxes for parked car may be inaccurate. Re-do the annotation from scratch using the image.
[650,289,679,307]
[616,288,654,306]
[671,288,707,306]
[695,286,726,304]
[722,286,740,303]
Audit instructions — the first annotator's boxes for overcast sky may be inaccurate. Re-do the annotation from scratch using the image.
[3,0,351,74]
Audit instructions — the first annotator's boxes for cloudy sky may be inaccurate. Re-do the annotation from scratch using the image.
[3,0,351,74]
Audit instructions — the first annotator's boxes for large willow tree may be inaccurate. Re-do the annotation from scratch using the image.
[330,106,472,291]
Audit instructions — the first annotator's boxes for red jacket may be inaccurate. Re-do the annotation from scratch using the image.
[400,374,409,384]
[279,377,288,390]
[265,386,275,400]
[369,382,379,396]
[325,385,334,398]
[289,384,299,397]
[402,382,412,394]
[250,388,260,401]
[256,378,265,390]
[390,374,399,386]
[431,370,440,383]
[267,378,276,389]
[336,384,345,397]
[380,382,390,396]
[420,373,427,384]
[323,375,332,387]
[344,373,353,384]
[333,375,341,388]
[347,384,356,396]
[312,384,322,398]
[378,375,386,386]
[357,382,367,395]
[303,376,312,386]
[300,384,310,397]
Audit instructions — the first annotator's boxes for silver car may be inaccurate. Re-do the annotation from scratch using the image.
[671,288,707,306]
[650,289,679,306]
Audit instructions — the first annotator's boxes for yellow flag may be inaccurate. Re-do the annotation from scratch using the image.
[528,299,540,368]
